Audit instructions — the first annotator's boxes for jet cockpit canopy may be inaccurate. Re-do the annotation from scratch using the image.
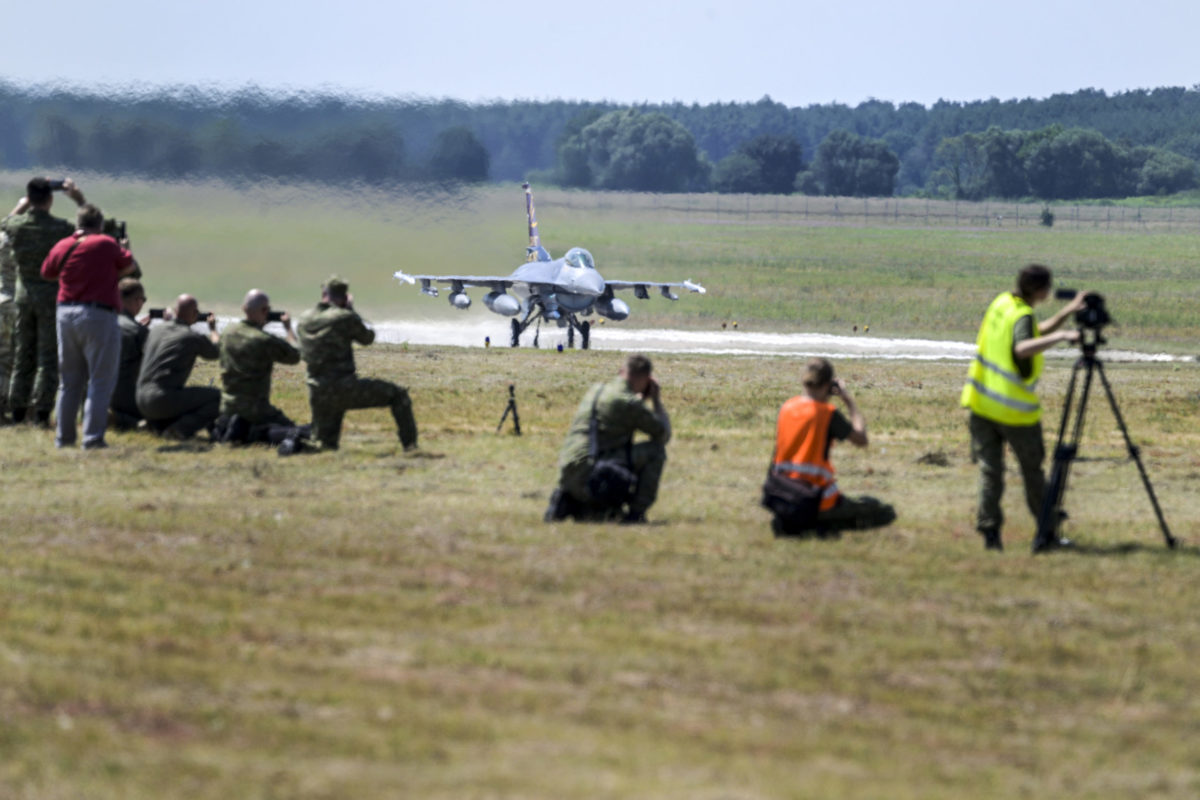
[563,247,595,270]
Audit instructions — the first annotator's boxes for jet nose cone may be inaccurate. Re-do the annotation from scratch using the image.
[572,270,606,297]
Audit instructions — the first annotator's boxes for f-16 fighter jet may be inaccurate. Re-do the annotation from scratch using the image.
[394,183,705,349]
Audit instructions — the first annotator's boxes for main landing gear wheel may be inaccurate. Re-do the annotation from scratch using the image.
[510,318,520,348]
[580,320,591,350]
[567,324,575,349]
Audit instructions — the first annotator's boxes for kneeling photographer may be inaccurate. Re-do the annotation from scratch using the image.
[545,354,670,524]
[961,264,1090,551]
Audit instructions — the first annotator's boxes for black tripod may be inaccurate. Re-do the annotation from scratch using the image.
[496,384,521,435]
[1034,329,1175,552]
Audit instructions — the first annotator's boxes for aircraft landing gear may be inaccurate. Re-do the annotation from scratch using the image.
[580,320,590,350]
[567,324,574,349]
[510,318,520,348]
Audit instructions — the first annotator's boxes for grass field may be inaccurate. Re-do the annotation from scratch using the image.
[2,175,1200,798]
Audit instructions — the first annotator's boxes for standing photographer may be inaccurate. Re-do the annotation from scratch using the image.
[961,264,1088,551]
[41,204,137,449]
[2,177,87,425]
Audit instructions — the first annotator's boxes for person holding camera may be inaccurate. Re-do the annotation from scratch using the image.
[110,278,151,431]
[2,177,87,426]
[217,289,302,439]
[40,204,137,449]
[961,264,1089,551]
[765,358,895,537]
[136,294,221,440]
[545,354,671,524]
[296,275,417,451]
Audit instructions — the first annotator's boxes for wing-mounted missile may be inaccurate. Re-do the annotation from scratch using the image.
[394,270,441,297]
[660,286,678,301]
[683,279,706,294]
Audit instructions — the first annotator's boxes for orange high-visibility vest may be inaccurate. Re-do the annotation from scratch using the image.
[773,395,841,511]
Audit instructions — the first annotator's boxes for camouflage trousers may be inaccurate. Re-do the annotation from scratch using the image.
[0,300,14,413]
[9,292,58,414]
[307,375,417,450]
[558,441,667,516]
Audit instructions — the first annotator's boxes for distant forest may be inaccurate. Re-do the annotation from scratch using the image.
[4,82,1200,199]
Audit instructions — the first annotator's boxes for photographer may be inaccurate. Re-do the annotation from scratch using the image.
[961,264,1088,551]
[765,358,895,537]
[545,354,670,524]
[136,294,220,440]
[216,289,304,444]
[110,278,150,431]
[40,204,137,449]
[296,276,417,451]
[2,177,87,425]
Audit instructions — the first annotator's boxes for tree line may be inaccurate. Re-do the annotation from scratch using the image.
[4,82,1200,199]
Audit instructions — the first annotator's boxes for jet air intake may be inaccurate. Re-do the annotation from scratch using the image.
[484,291,520,316]
[595,297,630,321]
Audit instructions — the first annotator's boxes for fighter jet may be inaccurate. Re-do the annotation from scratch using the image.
[393,183,705,349]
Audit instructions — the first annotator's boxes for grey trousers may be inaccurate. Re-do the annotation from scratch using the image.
[55,304,120,448]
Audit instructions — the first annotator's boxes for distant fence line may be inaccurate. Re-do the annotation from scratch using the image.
[544,191,1200,233]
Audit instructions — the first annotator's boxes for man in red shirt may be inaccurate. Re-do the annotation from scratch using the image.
[41,204,137,449]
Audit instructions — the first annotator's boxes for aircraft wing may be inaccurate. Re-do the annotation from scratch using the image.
[605,278,707,300]
[393,271,516,295]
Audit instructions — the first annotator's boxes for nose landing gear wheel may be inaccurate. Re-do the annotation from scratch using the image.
[580,320,591,350]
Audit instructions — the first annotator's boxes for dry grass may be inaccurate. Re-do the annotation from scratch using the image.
[2,345,1199,799]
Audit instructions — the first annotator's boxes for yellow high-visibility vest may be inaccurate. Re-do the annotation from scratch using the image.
[961,292,1043,425]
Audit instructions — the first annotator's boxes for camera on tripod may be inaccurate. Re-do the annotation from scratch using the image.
[1055,288,1109,330]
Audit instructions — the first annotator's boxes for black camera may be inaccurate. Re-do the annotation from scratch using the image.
[47,179,66,190]
[102,218,128,242]
[1055,288,1110,330]
[267,310,286,323]
[149,308,210,321]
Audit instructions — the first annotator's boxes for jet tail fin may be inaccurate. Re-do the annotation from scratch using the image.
[523,182,551,262]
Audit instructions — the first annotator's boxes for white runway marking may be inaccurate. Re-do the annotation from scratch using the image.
[364,319,1194,363]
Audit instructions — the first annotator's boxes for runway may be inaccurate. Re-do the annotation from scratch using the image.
[367,319,1194,363]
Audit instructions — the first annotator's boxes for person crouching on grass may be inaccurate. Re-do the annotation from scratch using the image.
[763,357,895,537]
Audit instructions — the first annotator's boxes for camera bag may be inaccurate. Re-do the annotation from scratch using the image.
[761,466,822,531]
[585,385,637,509]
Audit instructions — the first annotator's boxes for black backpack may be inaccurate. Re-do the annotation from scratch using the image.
[585,386,636,508]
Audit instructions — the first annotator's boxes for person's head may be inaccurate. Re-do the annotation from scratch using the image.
[322,275,350,307]
[26,177,54,209]
[119,278,146,315]
[175,294,199,325]
[802,357,835,399]
[1016,263,1053,304]
[620,353,654,394]
[242,288,270,326]
[76,203,104,233]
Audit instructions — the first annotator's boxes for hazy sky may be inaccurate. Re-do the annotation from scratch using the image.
[2,0,1197,107]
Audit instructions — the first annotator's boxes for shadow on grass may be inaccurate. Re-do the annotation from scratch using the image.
[1047,541,1200,559]
[155,441,214,454]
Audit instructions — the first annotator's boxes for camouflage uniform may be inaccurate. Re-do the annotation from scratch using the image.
[1,209,74,419]
[136,320,221,439]
[0,230,15,416]
[219,318,300,425]
[555,377,670,516]
[296,301,416,450]
[110,311,149,430]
